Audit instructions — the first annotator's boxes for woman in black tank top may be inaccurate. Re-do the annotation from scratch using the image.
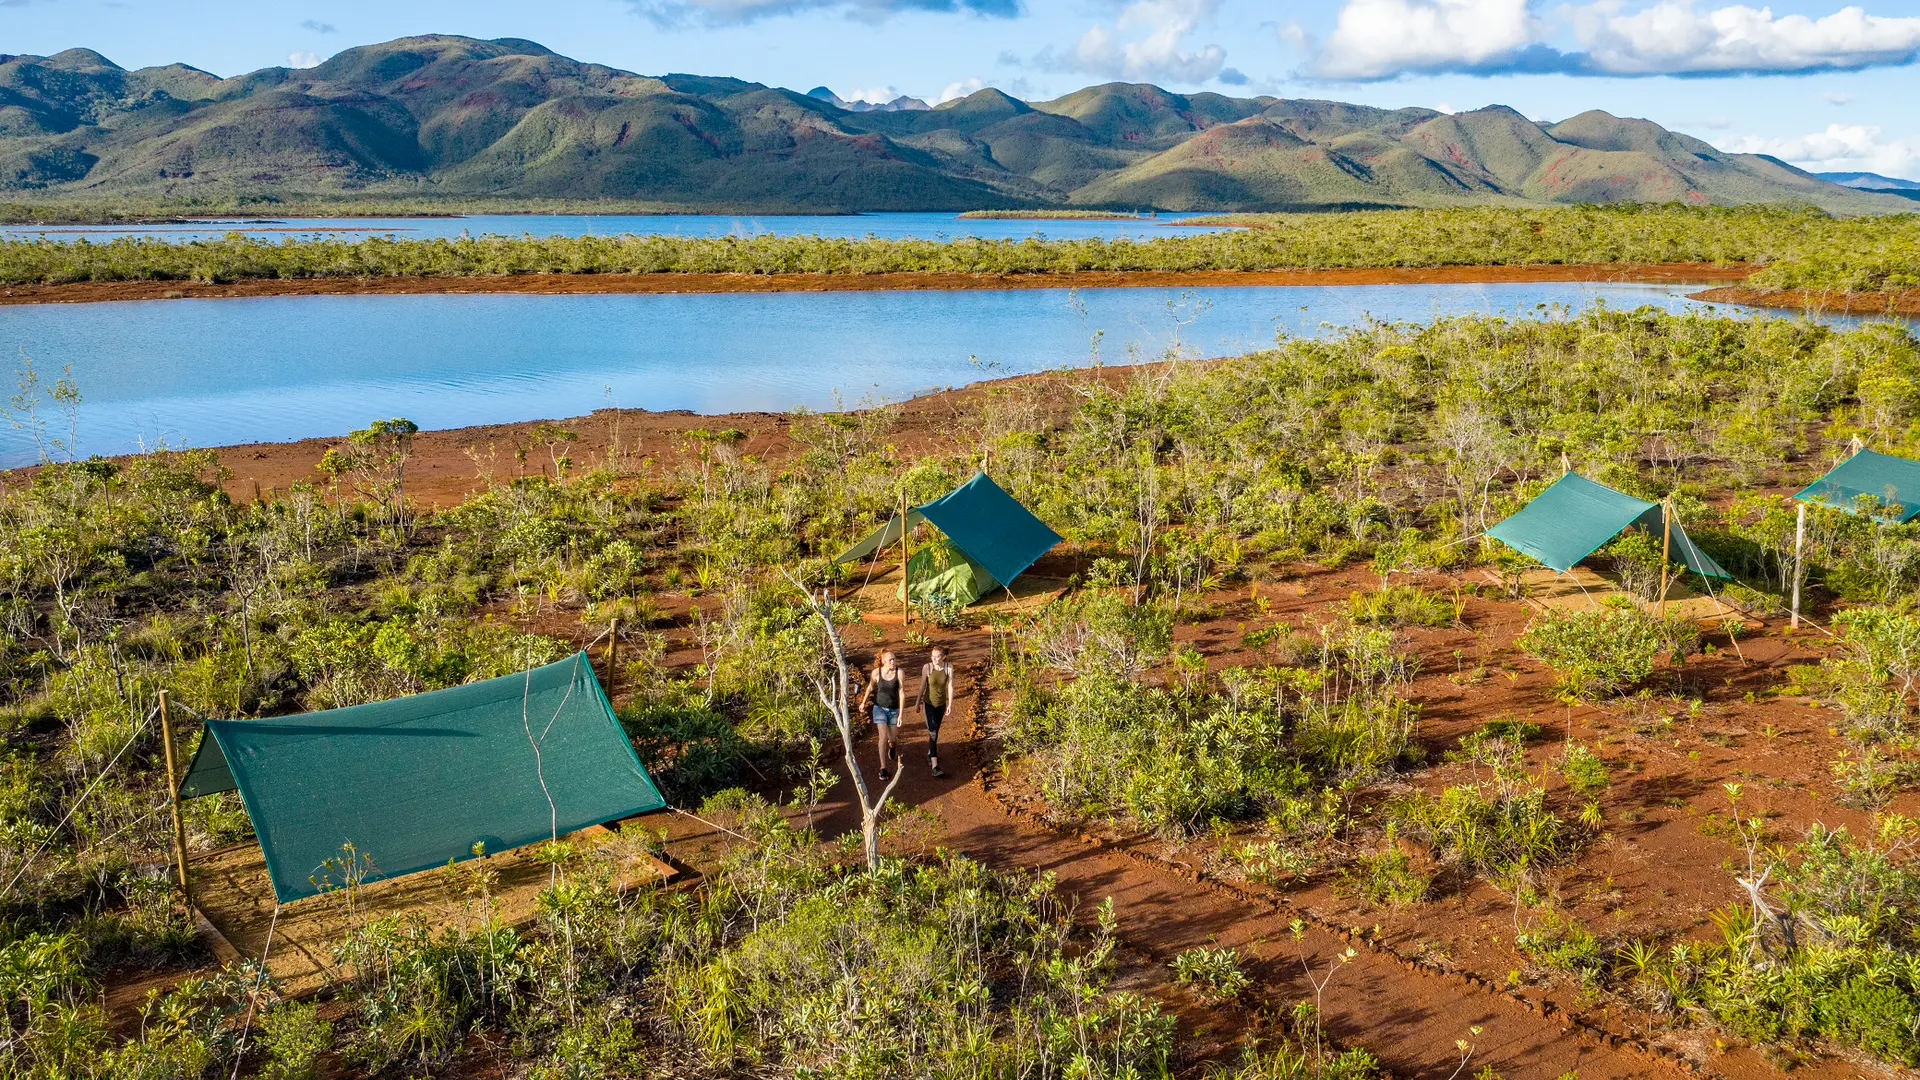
[857,650,904,781]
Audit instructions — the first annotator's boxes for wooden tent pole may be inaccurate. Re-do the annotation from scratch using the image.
[900,490,912,625]
[1791,502,1806,629]
[605,618,619,701]
[1659,497,1673,620]
[157,691,191,906]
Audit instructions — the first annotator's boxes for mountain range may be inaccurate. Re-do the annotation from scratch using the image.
[1814,171,1920,202]
[0,34,1908,215]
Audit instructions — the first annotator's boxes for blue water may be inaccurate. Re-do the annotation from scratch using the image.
[0,281,1862,467]
[0,211,1228,245]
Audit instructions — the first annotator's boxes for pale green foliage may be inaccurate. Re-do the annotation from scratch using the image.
[1171,946,1252,1002]
[1518,602,1696,700]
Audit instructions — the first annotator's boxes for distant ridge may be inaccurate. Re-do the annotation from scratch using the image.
[1814,171,1920,190]
[805,87,930,113]
[0,35,1905,214]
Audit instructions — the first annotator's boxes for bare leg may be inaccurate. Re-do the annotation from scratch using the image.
[875,723,892,774]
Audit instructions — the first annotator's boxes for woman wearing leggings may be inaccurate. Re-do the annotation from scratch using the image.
[920,647,955,778]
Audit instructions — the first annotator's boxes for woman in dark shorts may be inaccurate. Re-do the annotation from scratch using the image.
[920,646,955,778]
[857,650,904,780]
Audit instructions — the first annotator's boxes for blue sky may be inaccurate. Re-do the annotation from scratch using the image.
[8,0,1920,177]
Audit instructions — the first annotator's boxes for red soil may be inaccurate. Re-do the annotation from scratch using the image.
[1689,285,1920,317]
[0,262,1749,306]
[64,364,1897,1079]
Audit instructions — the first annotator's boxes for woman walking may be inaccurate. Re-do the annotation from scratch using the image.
[920,646,956,778]
[857,649,904,780]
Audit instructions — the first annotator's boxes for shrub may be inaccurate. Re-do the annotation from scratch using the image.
[257,1001,335,1080]
[1518,602,1695,700]
[1345,584,1455,628]
[1515,914,1606,983]
[1557,744,1611,796]
[1171,946,1252,1002]
[1391,773,1581,894]
[1338,833,1433,906]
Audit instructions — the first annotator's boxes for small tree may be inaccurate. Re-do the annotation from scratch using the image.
[338,418,419,532]
[787,573,902,870]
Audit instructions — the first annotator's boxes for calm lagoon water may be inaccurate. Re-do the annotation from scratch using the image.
[0,280,1854,467]
[0,211,1227,244]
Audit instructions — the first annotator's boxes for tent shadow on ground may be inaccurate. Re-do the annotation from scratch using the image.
[847,564,1070,622]
[192,819,680,998]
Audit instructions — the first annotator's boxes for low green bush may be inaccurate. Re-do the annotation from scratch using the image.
[1345,584,1455,628]
[1518,601,1696,700]
[1171,946,1252,1002]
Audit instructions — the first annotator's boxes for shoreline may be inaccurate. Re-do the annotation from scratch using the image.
[2,366,1117,508]
[1687,284,1920,317]
[0,262,1749,305]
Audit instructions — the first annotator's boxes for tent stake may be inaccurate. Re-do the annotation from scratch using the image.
[900,490,912,625]
[1658,497,1673,620]
[1791,501,1806,629]
[157,691,191,906]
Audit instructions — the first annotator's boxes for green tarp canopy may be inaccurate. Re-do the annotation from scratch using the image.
[1794,448,1920,522]
[834,472,1062,604]
[186,653,665,903]
[1488,472,1728,578]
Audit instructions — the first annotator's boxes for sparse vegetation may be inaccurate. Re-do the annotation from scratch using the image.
[4,296,1920,1073]
[5,204,1917,287]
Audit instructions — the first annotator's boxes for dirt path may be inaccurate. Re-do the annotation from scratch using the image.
[0,262,1749,305]
[666,643,1683,1080]
[648,587,1889,1080]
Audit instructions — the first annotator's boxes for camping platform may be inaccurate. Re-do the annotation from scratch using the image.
[1498,566,1760,627]
[843,565,1071,620]
[190,819,680,997]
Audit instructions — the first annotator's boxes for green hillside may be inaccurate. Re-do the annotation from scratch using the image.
[0,35,1906,215]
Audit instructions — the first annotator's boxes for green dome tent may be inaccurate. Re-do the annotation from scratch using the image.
[834,472,1063,607]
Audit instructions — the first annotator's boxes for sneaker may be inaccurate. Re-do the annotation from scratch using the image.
[878,768,891,781]
[930,765,947,778]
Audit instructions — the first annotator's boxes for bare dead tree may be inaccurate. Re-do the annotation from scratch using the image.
[785,571,902,870]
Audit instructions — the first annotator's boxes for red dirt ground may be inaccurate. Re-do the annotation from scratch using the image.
[60,366,1911,1080]
[0,262,1749,306]
[1689,285,1920,317]
[644,557,1893,1080]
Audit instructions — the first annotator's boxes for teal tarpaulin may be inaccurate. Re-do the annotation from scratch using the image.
[201,653,665,904]
[1794,448,1920,522]
[917,473,1063,590]
[1488,472,1728,578]
[833,472,1062,599]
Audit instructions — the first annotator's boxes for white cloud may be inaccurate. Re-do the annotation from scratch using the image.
[1721,123,1920,178]
[936,78,986,103]
[1306,0,1920,79]
[1822,90,1853,104]
[1063,0,1229,83]
[1313,0,1539,79]
[287,50,324,68]
[1568,2,1920,75]
[843,84,905,103]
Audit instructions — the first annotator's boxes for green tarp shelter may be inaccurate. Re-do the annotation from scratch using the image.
[835,472,1062,605]
[180,653,665,903]
[1794,448,1920,522]
[1488,472,1729,578]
